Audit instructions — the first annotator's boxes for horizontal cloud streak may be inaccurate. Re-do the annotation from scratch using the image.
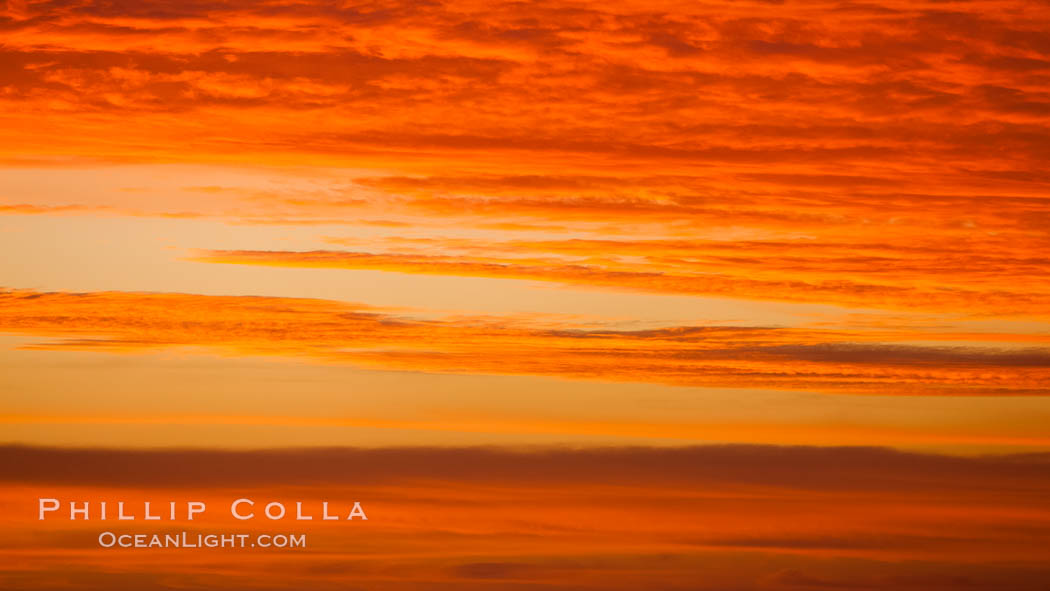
[1,288,1048,395]
[196,247,1050,317]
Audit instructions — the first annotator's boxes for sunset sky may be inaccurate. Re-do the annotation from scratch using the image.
[2,0,1050,588]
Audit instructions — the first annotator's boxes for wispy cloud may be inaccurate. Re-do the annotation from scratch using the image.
[194,245,1050,318]
[2,289,1048,395]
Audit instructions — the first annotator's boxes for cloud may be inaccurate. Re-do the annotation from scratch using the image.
[2,288,1049,395]
[2,0,1048,326]
[193,247,1050,318]
[4,0,1050,173]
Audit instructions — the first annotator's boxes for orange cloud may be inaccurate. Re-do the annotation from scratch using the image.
[3,0,1048,328]
[2,288,1048,396]
[3,0,1050,178]
[195,245,1050,318]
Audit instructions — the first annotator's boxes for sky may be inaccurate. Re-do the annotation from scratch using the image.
[1,0,1050,589]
